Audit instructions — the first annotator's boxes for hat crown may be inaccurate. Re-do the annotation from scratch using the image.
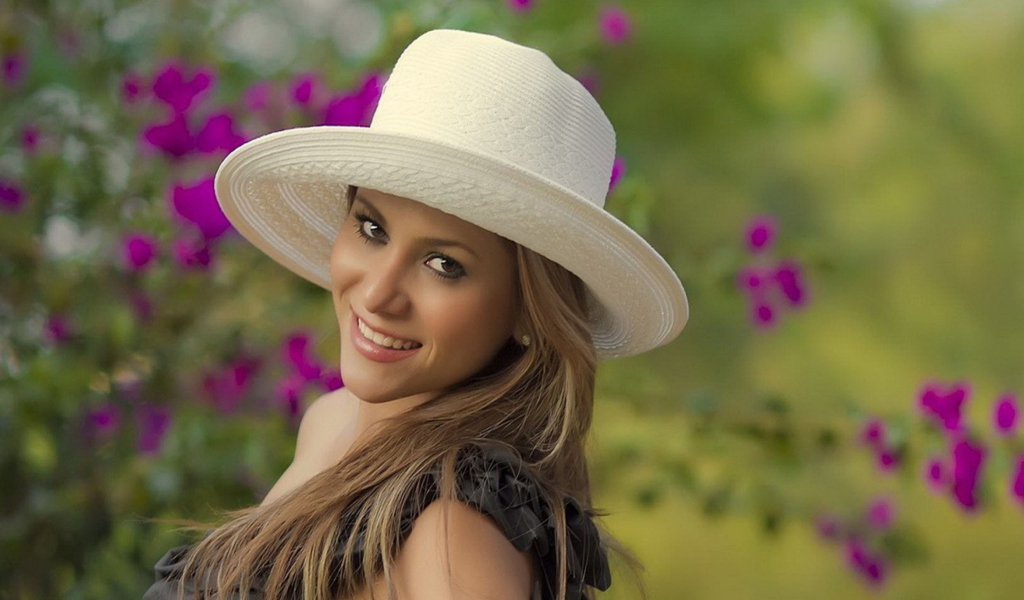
[369,29,616,209]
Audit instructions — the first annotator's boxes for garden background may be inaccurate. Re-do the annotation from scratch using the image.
[3,0,1024,598]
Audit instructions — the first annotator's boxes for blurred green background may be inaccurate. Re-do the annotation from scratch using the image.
[2,0,1024,598]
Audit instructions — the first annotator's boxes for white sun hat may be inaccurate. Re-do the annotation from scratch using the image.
[213,27,689,360]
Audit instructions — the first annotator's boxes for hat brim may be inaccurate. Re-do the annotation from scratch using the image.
[214,126,688,360]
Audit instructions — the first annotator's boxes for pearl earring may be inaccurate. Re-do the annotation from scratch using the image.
[520,334,531,347]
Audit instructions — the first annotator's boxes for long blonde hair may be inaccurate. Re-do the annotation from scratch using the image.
[150,184,647,600]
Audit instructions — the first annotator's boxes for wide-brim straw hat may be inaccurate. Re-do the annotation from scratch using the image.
[214,28,689,360]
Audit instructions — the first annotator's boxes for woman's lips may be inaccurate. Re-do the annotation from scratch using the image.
[350,312,423,363]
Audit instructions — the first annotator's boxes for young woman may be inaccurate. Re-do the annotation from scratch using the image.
[143,28,689,600]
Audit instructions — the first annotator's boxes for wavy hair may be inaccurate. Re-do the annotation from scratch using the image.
[148,184,647,600]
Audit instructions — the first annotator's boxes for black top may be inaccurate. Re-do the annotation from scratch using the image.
[142,443,612,600]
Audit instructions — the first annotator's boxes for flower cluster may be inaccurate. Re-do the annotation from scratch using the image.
[736,215,810,329]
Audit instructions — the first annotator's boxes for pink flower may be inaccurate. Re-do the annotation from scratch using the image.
[751,299,776,329]
[506,0,534,12]
[918,379,970,434]
[202,356,262,414]
[142,111,195,159]
[608,156,625,194]
[321,72,385,127]
[0,179,25,212]
[130,291,154,323]
[773,259,808,307]
[244,81,272,112]
[289,72,320,107]
[860,417,886,449]
[276,372,309,419]
[876,447,901,472]
[121,72,147,103]
[44,314,73,345]
[814,513,842,542]
[20,126,39,153]
[950,435,986,512]
[993,392,1019,437]
[87,402,122,438]
[845,537,888,587]
[598,5,633,44]
[151,60,214,114]
[745,215,777,253]
[122,232,159,271]
[576,67,602,98]
[195,111,246,154]
[169,176,233,241]
[172,236,213,269]
[282,331,324,381]
[1011,454,1024,506]
[3,50,26,87]
[924,455,946,493]
[320,369,344,392]
[865,496,895,530]
[135,402,173,455]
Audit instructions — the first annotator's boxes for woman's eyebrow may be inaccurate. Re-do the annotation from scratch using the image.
[353,195,480,259]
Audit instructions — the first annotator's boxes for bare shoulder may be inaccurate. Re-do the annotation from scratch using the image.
[390,498,534,600]
[294,386,355,464]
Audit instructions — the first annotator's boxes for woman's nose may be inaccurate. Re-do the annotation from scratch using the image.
[360,255,412,315]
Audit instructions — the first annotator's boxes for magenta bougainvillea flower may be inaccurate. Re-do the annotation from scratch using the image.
[608,156,625,194]
[244,81,272,112]
[1011,454,1024,505]
[169,176,233,241]
[121,71,147,103]
[2,50,26,86]
[506,0,534,13]
[860,417,886,449]
[172,236,213,269]
[950,435,986,512]
[924,455,946,493]
[151,61,214,114]
[195,112,246,154]
[0,179,25,212]
[142,111,195,159]
[282,331,324,382]
[774,259,808,307]
[745,215,777,253]
[865,496,895,530]
[876,447,901,472]
[918,380,970,434]
[87,402,122,438]
[20,126,38,153]
[576,67,601,98]
[135,402,172,455]
[289,72,320,108]
[121,232,159,271]
[130,290,154,323]
[993,393,1019,437]
[598,5,633,44]
[44,313,73,345]
[276,372,308,419]
[845,537,887,587]
[320,368,344,392]
[202,356,262,415]
[321,72,385,127]
[814,513,842,542]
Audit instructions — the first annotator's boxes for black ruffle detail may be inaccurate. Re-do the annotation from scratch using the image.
[438,442,613,600]
[143,444,612,600]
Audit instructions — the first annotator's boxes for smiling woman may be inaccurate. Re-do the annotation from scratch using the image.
[142,27,688,600]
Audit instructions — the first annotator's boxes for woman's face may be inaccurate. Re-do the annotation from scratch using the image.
[329,187,520,405]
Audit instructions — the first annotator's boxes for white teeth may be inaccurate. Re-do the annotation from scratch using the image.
[358,318,420,350]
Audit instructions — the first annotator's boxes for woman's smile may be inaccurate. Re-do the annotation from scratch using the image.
[350,312,423,363]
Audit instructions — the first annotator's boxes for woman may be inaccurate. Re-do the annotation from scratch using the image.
[143,28,689,600]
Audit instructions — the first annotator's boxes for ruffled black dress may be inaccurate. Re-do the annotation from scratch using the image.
[142,443,612,600]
